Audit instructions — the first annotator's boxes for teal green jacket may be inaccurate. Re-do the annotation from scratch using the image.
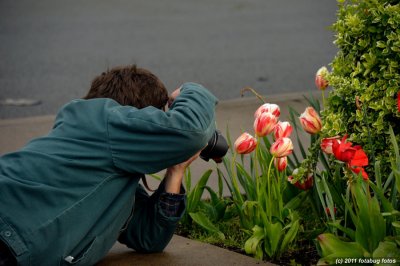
[0,83,218,265]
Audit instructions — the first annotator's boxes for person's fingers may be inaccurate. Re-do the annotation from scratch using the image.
[168,87,181,107]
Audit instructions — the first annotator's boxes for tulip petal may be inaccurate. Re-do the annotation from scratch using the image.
[350,149,368,167]
[234,132,258,154]
[299,107,322,134]
[350,166,369,180]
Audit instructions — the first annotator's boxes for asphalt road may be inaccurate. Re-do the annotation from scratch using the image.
[0,0,338,119]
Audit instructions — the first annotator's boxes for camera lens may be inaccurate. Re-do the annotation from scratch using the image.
[200,130,229,162]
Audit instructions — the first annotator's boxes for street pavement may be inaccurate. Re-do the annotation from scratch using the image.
[0,0,337,119]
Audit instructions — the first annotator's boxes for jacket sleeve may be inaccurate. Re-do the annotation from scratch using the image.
[107,82,218,174]
[118,181,185,253]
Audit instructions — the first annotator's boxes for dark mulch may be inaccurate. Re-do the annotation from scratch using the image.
[176,226,320,266]
[216,241,320,266]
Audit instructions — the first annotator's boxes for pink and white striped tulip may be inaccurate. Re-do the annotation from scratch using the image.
[254,103,280,119]
[270,137,293,158]
[234,132,258,154]
[299,107,322,134]
[253,112,278,137]
[273,121,293,139]
[274,156,288,172]
[315,66,329,90]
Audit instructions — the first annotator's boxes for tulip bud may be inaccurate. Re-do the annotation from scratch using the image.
[320,136,340,155]
[325,207,337,216]
[254,112,278,137]
[273,121,293,140]
[274,157,287,172]
[288,171,313,190]
[234,132,257,154]
[315,66,329,90]
[270,137,293,158]
[254,103,280,119]
[299,107,322,134]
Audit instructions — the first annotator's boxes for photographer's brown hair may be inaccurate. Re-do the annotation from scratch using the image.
[84,65,169,110]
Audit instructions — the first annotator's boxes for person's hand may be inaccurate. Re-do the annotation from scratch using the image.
[168,86,181,108]
[164,151,201,194]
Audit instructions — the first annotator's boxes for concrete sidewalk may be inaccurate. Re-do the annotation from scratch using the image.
[0,92,318,265]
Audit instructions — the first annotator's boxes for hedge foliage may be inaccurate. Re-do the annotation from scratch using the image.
[322,0,400,177]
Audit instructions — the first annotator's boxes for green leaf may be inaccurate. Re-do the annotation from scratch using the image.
[280,219,300,253]
[289,107,307,159]
[203,186,228,222]
[322,175,336,222]
[189,212,225,240]
[284,191,307,210]
[187,169,212,213]
[242,201,258,221]
[328,221,356,241]
[372,241,400,259]
[317,233,366,258]
[393,169,400,198]
[236,163,256,200]
[217,171,224,198]
[392,221,400,229]
[149,173,162,181]
[368,181,394,213]
[244,225,265,259]
[352,179,386,253]
[265,222,283,256]
[225,124,234,156]
[185,167,192,193]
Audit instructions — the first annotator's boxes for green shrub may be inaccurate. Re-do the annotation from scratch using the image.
[322,0,400,178]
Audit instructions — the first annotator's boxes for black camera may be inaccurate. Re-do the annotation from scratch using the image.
[200,130,229,163]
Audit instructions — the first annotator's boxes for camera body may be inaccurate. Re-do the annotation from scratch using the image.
[200,130,229,162]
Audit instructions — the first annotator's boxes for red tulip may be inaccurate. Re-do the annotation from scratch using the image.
[254,112,278,137]
[332,135,356,163]
[299,107,322,134]
[274,157,288,172]
[325,135,368,165]
[320,136,340,155]
[254,103,280,119]
[234,132,257,154]
[315,66,329,90]
[270,137,293,158]
[274,121,293,140]
[332,135,369,180]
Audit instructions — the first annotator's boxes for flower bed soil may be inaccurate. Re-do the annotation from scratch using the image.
[176,226,320,266]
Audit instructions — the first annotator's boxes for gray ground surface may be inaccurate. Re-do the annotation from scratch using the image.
[0,0,338,119]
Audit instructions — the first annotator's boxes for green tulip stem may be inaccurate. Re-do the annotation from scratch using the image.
[321,91,326,108]
[266,155,275,221]
[254,140,261,208]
